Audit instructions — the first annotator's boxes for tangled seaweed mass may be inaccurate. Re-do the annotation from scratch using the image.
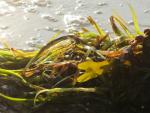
[1,5,150,113]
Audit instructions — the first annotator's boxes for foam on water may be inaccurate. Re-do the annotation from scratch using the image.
[63,14,88,33]
[0,1,16,16]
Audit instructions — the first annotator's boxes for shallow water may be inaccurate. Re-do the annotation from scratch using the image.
[0,0,150,49]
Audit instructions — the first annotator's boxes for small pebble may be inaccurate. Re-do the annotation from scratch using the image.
[36,39,44,43]
[18,34,22,38]
[40,14,57,22]
[74,6,79,10]
[52,28,60,32]
[94,10,103,14]
[34,28,40,31]
[30,36,37,40]
[55,11,64,15]
[25,40,36,47]
[46,3,51,7]
[24,6,37,13]
[44,26,53,31]
[75,3,85,10]
[23,16,30,20]
[0,25,9,30]
[144,9,150,13]
[119,3,123,7]
[78,3,84,7]
[98,2,108,6]
[76,0,82,3]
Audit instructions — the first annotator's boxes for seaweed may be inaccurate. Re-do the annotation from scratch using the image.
[0,5,150,113]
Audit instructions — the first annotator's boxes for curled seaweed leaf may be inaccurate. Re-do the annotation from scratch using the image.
[110,16,133,38]
[87,16,106,37]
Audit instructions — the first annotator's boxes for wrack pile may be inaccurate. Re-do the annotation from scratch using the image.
[1,5,150,113]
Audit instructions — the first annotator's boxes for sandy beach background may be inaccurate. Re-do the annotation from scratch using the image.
[0,0,150,49]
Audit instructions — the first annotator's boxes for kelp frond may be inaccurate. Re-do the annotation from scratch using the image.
[110,16,133,38]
